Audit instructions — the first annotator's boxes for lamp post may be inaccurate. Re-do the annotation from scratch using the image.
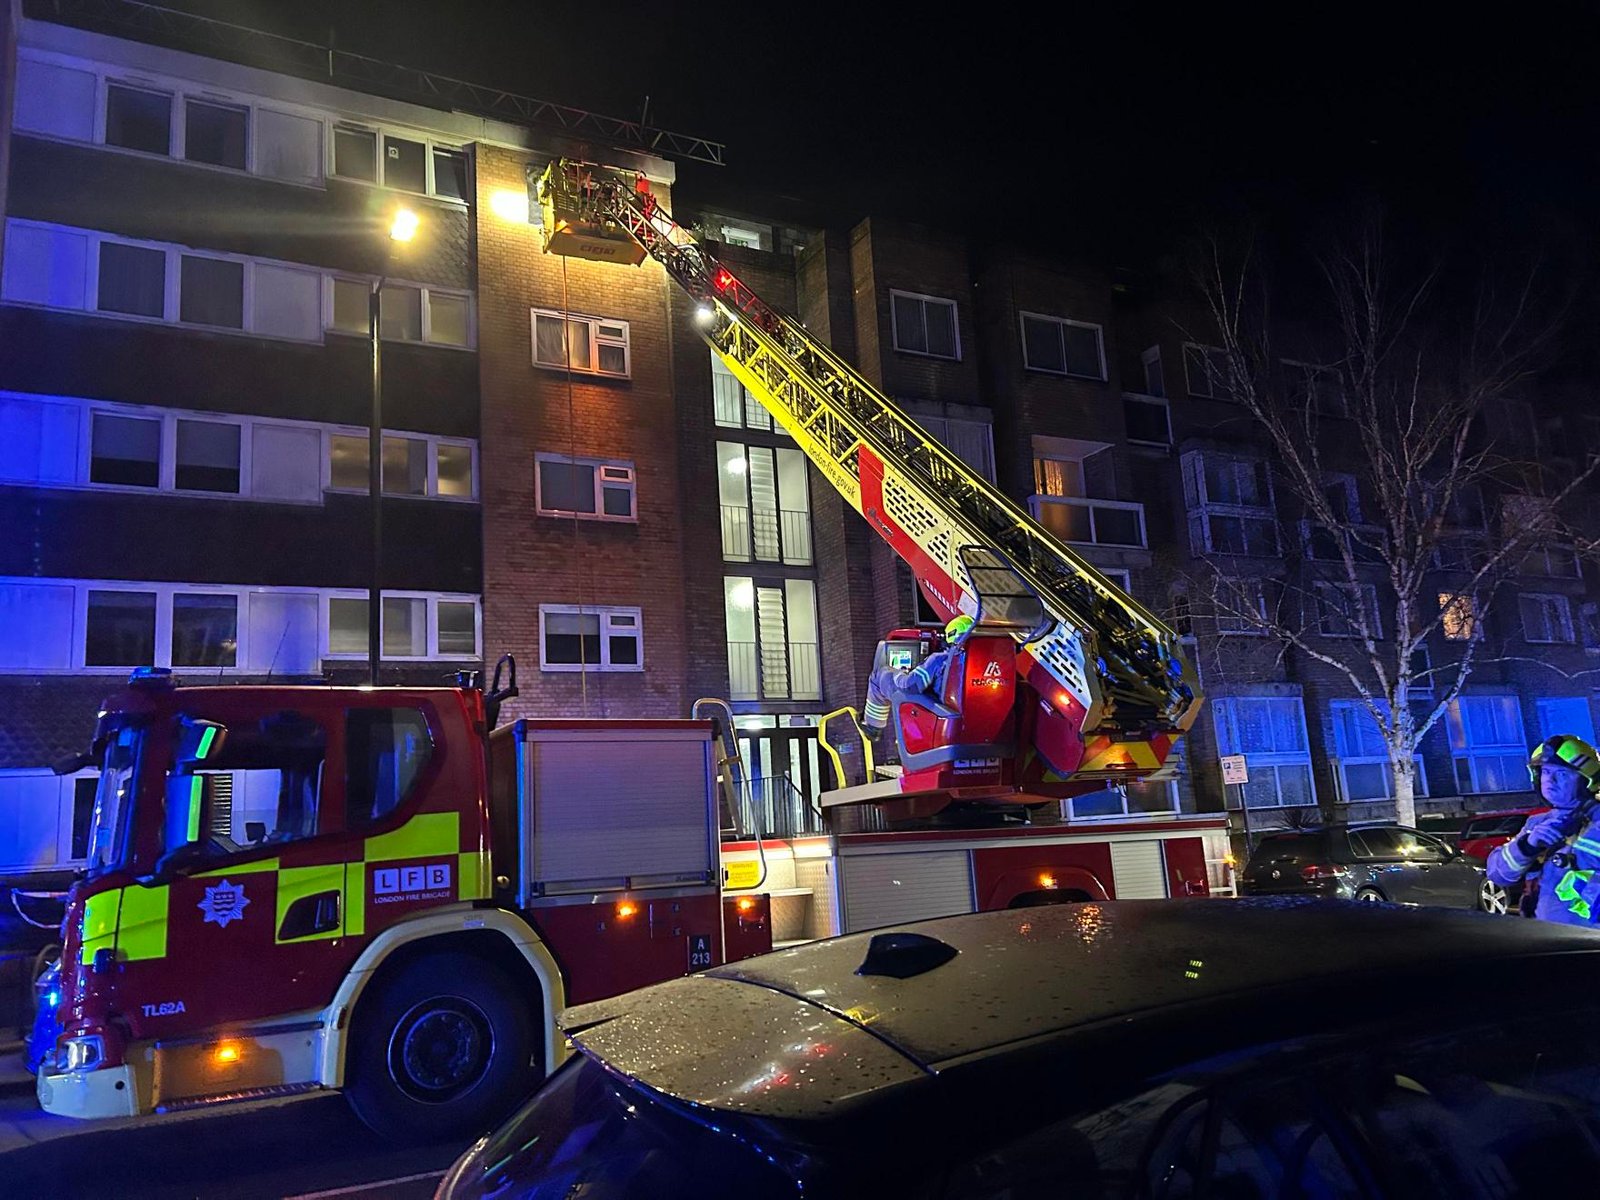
[369,206,419,685]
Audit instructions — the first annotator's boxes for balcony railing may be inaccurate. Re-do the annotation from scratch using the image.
[722,504,813,565]
[727,639,821,701]
[1028,494,1147,549]
[721,504,751,560]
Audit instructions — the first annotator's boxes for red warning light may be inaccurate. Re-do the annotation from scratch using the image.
[714,268,734,291]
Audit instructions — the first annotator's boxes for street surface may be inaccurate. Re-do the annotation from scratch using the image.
[0,1055,467,1200]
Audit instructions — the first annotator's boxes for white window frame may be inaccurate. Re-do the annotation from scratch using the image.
[328,121,469,202]
[1447,694,1528,794]
[1520,592,1576,645]
[1210,695,1317,808]
[1409,645,1436,699]
[0,576,480,673]
[534,453,638,522]
[322,590,482,662]
[1326,699,1429,804]
[1141,345,1165,397]
[1183,451,1280,557]
[324,274,474,349]
[1315,582,1382,639]
[322,427,479,503]
[4,219,473,349]
[1183,342,1231,399]
[1018,311,1107,380]
[530,309,631,378]
[1214,578,1269,636]
[720,224,763,249]
[888,289,961,361]
[538,604,644,673]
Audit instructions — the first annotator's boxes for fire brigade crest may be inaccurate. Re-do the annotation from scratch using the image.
[198,879,249,928]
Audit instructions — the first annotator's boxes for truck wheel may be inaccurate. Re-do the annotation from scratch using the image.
[346,951,538,1142]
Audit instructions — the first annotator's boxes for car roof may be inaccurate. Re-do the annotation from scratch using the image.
[560,899,1600,1120]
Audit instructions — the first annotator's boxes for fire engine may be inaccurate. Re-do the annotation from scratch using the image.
[35,161,1217,1139]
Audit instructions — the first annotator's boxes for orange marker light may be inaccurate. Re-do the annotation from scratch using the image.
[214,1042,241,1065]
[616,901,639,920]
[1039,873,1059,890]
[736,897,757,913]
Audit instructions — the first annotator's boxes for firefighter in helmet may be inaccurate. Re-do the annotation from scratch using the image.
[1487,734,1600,925]
[862,615,976,770]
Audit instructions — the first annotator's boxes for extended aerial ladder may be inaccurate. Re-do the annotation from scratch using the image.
[535,161,1202,806]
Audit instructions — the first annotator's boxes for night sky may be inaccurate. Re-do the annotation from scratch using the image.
[128,1,1600,276]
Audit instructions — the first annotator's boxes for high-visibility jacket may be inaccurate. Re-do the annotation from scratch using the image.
[1487,803,1600,926]
[863,650,955,731]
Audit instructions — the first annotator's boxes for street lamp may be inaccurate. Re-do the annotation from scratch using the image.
[370,206,418,685]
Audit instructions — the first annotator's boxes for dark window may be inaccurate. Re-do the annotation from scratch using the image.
[105,85,171,155]
[608,614,639,665]
[379,285,422,340]
[98,243,166,318]
[174,712,327,851]
[175,419,241,492]
[85,591,156,666]
[544,611,601,665]
[346,708,433,826]
[1250,834,1328,865]
[71,777,98,860]
[1022,315,1065,373]
[433,147,468,200]
[334,126,377,181]
[91,413,161,487]
[179,256,244,328]
[539,460,597,514]
[171,593,238,667]
[1349,827,1403,858]
[184,100,247,169]
[437,602,477,655]
[1124,396,1172,445]
[383,136,427,192]
[1062,324,1103,378]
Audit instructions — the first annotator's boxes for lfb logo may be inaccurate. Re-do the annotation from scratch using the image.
[373,862,452,897]
[975,659,1006,687]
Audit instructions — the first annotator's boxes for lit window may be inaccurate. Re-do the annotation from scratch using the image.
[1211,696,1315,808]
[1447,695,1527,793]
[531,311,630,377]
[1440,593,1477,641]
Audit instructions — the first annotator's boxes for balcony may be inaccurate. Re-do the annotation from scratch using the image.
[728,639,820,702]
[1028,494,1147,549]
[721,504,812,565]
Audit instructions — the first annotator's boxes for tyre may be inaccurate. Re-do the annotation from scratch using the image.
[345,951,539,1142]
[1355,887,1386,903]
[1480,878,1511,915]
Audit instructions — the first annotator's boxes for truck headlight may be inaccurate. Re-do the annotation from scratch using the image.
[60,1034,105,1072]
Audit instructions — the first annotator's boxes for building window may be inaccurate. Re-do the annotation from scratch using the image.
[1440,593,1477,641]
[1316,582,1382,639]
[90,412,161,487]
[1184,343,1230,399]
[723,577,820,701]
[97,242,166,318]
[326,276,469,347]
[171,592,238,667]
[1123,394,1172,446]
[331,278,369,334]
[1281,360,1346,416]
[1181,452,1279,556]
[105,83,171,156]
[184,100,247,170]
[721,225,762,249]
[325,593,481,660]
[532,311,630,377]
[333,125,378,182]
[1447,695,1527,793]
[85,589,157,666]
[711,351,776,432]
[716,442,811,563]
[1141,346,1165,397]
[379,284,423,341]
[1019,312,1106,380]
[889,290,959,359]
[913,414,996,482]
[383,135,427,192]
[175,419,241,493]
[433,148,469,202]
[1581,603,1600,655]
[1524,543,1582,579]
[1211,695,1316,808]
[1409,645,1435,699]
[1214,578,1269,636]
[1329,700,1427,802]
[1521,593,1576,644]
[179,255,245,328]
[539,605,643,672]
[327,432,477,501]
[535,454,638,522]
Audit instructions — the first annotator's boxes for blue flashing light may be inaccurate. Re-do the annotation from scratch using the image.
[128,666,174,687]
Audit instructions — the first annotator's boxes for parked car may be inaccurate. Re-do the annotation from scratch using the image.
[1456,807,1548,915]
[1237,823,1488,909]
[436,900,1600,1199]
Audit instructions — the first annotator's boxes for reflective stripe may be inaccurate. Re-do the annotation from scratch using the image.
[458,850,491,901]
[80,890,121,966]
[1557,869,1596,920]
[1498,840,1534,873]
[118,884,168,962]
[365,811,459,863]
[343,868,366,937]
[185,777,202,844]
[1574,837,1600,857]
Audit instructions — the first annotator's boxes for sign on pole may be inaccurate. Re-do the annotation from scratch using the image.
[1220,754,1249,786]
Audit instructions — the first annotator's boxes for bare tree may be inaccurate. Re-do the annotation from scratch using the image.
[1189,220,1591,826]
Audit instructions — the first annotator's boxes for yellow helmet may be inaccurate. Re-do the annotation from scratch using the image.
[1529,734,1600,792]
[944,614,976,643]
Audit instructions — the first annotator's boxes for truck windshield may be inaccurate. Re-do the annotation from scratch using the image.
[87,724,141,876]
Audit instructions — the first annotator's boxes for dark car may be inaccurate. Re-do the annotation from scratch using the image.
[437,901,1600,1199]
[1237,823,1488,908]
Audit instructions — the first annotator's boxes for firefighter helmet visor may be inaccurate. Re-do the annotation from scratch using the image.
[1528,734,1600,793]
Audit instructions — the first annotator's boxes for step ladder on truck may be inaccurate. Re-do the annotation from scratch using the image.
[532,161,1225,935]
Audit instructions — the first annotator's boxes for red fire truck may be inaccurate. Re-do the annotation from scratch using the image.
[37,162,1217,1139]
[35,662,770,1137]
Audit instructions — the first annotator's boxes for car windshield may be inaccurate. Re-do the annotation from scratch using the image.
[452,1054,795,1199]
[86,723,142,876]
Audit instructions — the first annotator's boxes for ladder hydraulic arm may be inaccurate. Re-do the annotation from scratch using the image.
[536,161,1202,786]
